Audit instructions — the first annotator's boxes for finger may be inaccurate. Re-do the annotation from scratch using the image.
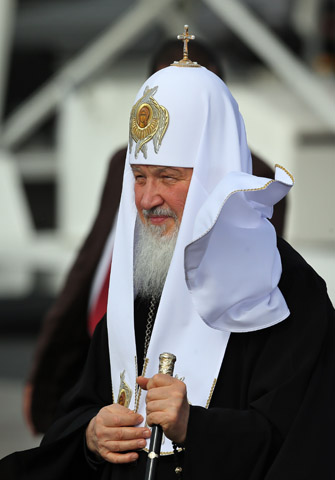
[145,400,183,423]
[146,398,170,413]
[145,382,186,404]
[145,385,176,402]
[103,450,140,464]
[104,403,142,418]
[146,374,176,390]
[102,426,151,442]
[145,410,171,429]
[105,436,148,453]
[136,376,149,390]
[100,408,144,427]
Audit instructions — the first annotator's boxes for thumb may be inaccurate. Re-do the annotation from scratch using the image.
[136,376,149,390]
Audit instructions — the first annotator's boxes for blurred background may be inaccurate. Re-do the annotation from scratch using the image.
[0,0,334,458]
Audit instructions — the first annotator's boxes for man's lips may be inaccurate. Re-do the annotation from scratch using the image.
[148,215,171,224]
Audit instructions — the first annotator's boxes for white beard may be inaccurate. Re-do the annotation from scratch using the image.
[134,218,178,300]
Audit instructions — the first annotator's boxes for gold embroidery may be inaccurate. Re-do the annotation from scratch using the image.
[129,86,169,159]
[117,370,132,408]
[275,163,295,183]
[205,378,217,408]
[134,357,149,413]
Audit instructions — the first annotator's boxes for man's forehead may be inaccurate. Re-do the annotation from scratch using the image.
[131,165,192,174]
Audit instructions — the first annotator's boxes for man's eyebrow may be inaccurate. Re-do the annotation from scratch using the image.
[130,165,183,175]
[154,167,183,175]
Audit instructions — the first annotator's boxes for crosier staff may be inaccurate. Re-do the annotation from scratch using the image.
[144,352,177,480]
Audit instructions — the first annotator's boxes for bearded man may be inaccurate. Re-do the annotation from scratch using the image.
[1,32,334,480]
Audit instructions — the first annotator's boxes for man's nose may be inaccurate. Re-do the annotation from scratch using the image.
[140,181,164,210]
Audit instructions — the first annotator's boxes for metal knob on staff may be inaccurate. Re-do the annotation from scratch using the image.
[144,352,177,480]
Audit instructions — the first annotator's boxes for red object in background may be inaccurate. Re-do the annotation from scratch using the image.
[87,264,111,336]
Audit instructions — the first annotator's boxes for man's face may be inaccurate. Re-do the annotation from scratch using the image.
[131,165,193,236]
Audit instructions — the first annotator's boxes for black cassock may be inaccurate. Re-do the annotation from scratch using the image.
[1,238,334,480]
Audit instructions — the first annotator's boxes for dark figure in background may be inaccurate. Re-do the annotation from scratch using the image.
[24,39,287,435]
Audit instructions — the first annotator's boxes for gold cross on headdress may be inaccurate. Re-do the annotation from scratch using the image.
[178,25,195,63]
[171,25,201,68]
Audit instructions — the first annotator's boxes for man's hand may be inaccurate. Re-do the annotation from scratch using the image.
[85,403,151,463]
[137,374,190,444]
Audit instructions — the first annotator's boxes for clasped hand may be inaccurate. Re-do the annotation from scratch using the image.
[85,374,189,464]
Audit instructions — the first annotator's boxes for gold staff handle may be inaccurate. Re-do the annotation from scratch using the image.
[144,353,177,480]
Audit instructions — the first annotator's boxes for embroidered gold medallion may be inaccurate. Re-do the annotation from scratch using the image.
[117,370,132,408]
[129,85,169,159]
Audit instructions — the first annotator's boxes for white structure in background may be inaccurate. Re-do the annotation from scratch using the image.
[0,0,334,302]
[231,76,335,302]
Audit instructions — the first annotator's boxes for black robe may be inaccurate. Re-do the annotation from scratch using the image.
[1,238,334,479]
[28,149,286,435]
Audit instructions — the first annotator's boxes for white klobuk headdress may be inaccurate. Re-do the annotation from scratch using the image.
[106,64,293,454]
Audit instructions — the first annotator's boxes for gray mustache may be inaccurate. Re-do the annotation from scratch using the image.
[142,207,177,220]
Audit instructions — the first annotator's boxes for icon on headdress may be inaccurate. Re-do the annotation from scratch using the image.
[129,85,169,159]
